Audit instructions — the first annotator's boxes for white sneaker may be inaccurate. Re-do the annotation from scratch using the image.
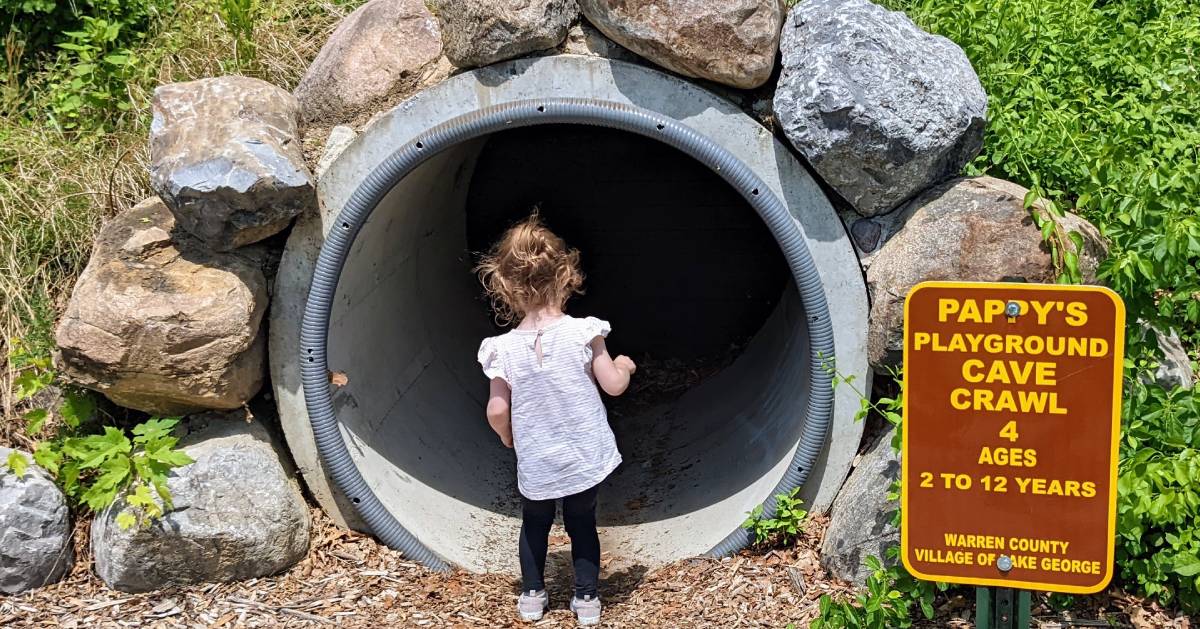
[570,595,601,626]
[518,589,549,622]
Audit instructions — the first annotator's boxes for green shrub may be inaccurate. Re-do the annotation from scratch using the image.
[883,0,1200,611]
[6,339,193,529]
[1116,375,1200,611]
[1,0,169,60]
[2,0,172,130]
[882,0,1200,334]
[742,487,808,547]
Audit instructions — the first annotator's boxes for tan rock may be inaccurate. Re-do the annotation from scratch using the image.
[579,0,782,89]
[295,0,444,125]
[55,198,268,415]
[866,177,1107,367]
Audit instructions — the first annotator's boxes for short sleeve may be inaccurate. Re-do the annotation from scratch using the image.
[478,337,507,382]
[580,317,612,361]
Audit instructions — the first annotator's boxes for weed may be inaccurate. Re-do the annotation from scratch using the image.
[742,487,808,548]
[5,339,193,529]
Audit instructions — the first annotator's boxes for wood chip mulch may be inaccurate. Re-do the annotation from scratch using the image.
[0,509,1193,628]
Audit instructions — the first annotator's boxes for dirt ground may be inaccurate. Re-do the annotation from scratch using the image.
[1,508,1192,628]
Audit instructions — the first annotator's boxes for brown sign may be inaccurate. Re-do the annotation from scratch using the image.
[901,281,1125,593]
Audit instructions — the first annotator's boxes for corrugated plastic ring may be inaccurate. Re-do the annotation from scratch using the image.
[299,98,836,570]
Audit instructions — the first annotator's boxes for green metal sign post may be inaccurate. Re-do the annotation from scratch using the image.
[976,587,1031,629]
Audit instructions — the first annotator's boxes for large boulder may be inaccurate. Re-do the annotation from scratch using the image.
[92,413,310,592]
[579,0,783,89]
[295,0,445,125]
[55,198,267,415]
[865,177,1106,367]
[774,0,987,216]
[433,0,577,68]
[150,76,315,251]
[820,430,899,586]
[0,447,73,593]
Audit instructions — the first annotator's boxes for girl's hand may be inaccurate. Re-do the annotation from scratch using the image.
[591,338,634,396]
[614,355,637,375]
[501,435,514,449]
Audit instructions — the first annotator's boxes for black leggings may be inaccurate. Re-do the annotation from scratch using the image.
[519,484,600,598]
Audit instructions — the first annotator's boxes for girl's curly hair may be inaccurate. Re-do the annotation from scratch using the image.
[475,210,584,326]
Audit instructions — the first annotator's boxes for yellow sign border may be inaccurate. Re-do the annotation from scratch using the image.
[899,280,1125,594]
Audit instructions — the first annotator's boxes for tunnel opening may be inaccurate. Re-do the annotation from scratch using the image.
[281,59,868,577]
[320,114,815,573]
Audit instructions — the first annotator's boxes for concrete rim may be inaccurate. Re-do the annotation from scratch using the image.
[270,55,870,572]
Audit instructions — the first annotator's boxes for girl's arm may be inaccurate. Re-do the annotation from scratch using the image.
[590,336,637,396]
[486,378,514,448]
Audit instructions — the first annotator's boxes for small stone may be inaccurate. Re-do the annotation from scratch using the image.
[580,0,783,89]
[433,0,578,68]
[0,447,73,594]
[865,177,1106,368]
[558,22,641,62]
[315,126,357,180]
[775,0,987,216]
[92,413,310,593]
[820,429,899,586]
[295,0,444,125]
[850,218,882,253]
[55,198,268,415]
[150,76,315,251]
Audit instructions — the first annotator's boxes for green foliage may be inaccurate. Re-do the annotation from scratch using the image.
[742,487,808,547]
[813,554,941,629]
[882,0,1200,334]
[1,0,167,60]
[2,0,171,129]
[43,16,144,130]
[5,340,193,530]
[1115,369,1200,611]
[219,0,262,68]
[881,0,1200,612]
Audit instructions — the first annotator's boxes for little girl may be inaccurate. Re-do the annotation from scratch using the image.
[475,213,636,625]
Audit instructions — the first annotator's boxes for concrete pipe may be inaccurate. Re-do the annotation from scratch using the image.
[271,55,869,573]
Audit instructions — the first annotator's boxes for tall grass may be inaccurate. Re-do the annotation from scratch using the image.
[0,0,358,428]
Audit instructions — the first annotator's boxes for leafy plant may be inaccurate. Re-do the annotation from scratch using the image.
[742,486,808,547]
[5,339,193,530]
[813,554,941,629]
[1114,361,1200,611]
[44,16,143,131]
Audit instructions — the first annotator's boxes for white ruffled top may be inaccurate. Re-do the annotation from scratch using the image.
[478,315,622,500]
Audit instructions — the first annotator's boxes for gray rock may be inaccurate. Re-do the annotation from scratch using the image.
[866,177,1106,368]
[55,198,268,415]
[295,0,445,125]
[150,76,315,251]
[580,0,783,89]
[0,447,72,593]
[1143,325,1196,390]
[92,413,310,592]
[775,0,987,216]
[820,429,899,586]
[433,0,577,68]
